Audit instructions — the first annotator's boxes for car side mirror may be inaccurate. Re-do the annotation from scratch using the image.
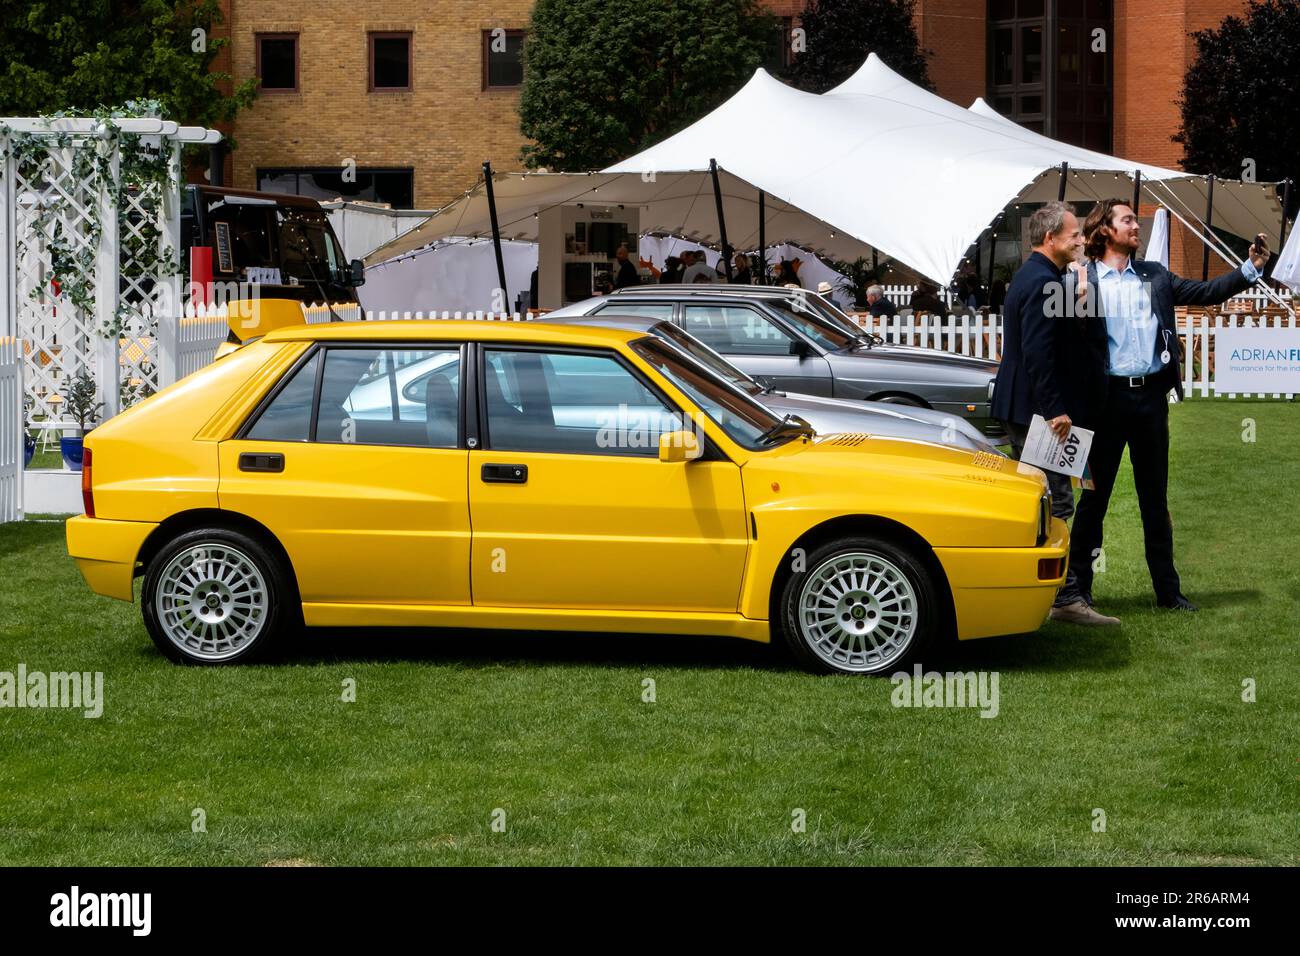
[349,258,366,287]
[658,430,702,463]
[788,339,810,358]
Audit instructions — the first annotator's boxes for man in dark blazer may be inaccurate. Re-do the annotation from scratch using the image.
[992,200,1117,625]
[1071,199,1268,611]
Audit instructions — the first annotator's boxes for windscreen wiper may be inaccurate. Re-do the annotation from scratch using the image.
[756,414,815,444]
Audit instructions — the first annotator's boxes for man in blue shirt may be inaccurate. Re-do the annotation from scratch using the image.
[1071,199,1268,611]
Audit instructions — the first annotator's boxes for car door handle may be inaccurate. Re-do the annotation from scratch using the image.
[239,452,284,473]
[481,463,528,484]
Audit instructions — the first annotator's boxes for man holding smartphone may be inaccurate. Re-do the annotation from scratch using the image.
[1072,200,1269,611]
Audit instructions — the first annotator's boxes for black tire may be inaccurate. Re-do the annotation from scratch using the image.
[141,527,297,665]
[777,535,941,675]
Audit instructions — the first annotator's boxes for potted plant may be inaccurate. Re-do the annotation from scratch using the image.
[58,372,103,472]
[23,394,36,468]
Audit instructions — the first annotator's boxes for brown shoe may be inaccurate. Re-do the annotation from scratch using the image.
[1049,601,1121,626]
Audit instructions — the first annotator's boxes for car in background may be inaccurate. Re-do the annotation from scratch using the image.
[66,319,1065,675]
[547,285,1004,441]
[540,313,1001,455]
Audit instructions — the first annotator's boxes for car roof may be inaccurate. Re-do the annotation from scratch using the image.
[538,313,668,332]
[262,320,646,347]
[610,284,824,299]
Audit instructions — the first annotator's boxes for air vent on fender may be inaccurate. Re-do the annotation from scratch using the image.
[817,433,871,446]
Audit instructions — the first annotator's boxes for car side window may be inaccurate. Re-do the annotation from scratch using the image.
[246,352,320,442]
[592,302,675,322]
[483,348,682,456]
[680,305,794,356]
[320,347,460,447]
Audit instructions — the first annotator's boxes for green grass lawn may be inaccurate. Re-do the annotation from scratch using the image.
[1,400,1296,866]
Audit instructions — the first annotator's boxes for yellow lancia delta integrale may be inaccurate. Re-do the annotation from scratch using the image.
[66,321,1067,674]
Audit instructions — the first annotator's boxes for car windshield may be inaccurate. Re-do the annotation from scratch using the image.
[651,323,763,394]
[277,208,346,285]
[630,337,798,449]
[764,299,858,351]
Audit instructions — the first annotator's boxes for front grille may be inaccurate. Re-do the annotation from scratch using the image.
[1037,493,1050,546]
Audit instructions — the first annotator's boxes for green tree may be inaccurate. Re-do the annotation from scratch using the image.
[787,0,931,94]
[1174,0,1299,218]
[519,0,776,171]
[0,0,254,126]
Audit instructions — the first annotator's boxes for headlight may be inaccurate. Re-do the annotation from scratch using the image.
[1037,493,1050,546]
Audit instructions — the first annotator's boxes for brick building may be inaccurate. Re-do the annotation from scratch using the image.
[212,0,1255,274]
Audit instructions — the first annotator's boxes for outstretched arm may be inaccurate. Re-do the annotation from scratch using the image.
[1168,234,1268,307]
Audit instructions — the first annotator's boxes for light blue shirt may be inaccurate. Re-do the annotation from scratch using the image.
[1098,257,1261,376]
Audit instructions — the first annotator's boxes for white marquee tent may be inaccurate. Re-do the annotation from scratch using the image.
[368,54,1284,288]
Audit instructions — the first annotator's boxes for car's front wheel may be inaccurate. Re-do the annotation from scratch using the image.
[141,527,294,665]
[777,536,940,675]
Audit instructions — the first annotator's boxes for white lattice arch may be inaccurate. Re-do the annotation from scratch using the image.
[0,116,220,422]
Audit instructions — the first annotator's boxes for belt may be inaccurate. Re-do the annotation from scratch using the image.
[1110,373,1158,389]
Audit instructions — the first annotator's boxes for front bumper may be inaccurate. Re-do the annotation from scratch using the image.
[65,515,157,602]
[933,517,1068,640]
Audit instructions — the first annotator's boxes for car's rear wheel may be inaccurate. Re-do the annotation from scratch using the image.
[778,536,939,675]
[141,527,293,665]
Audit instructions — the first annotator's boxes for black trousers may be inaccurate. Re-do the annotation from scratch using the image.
[1070,377,1181,602]
[1003,420,1083,607]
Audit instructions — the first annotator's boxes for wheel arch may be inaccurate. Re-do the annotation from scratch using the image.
[767,514,956,639]
[135,509,301,605]
[863,391,930,408]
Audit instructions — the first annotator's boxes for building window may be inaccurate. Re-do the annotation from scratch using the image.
[987,0,1111,148]
[482,30,525,90]
[369,32,412,92]
[258,168,416,210]
[763,18,795,73]
[256,34,299,93]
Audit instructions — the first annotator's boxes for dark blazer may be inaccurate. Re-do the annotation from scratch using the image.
[991,251,1110,429]
[1084,258,1254,401]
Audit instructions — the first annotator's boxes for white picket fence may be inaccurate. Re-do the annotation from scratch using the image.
[846,312,1005,359]
[1180,313,1298,399]
[0,337,24,522]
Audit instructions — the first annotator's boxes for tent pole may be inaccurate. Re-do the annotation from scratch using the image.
[1131,170,1142,213]
[1202,174,1215,281]
[758,189,766,285]
[986,220,997,290]
[710,159,734,281]
[1057,162,1069,202]
[482,161,508,304]
[1280,178,1293,248]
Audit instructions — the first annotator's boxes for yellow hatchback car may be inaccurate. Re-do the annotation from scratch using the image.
[66,320,1067,674]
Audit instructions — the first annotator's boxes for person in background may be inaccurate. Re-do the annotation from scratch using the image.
[990,200,1116,626]
[732,252,752,284]
[989,278,1007,313]
[659,255,684,283]
[613,244,639,289]
[682,250,715,284]
[909,280,944,315]
[775,259,800,287]
[790,257,805,287]
[866,284,892,318]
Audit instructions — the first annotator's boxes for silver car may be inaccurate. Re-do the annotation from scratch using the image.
[548,285,1005,441]
[538,313,1001,455]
